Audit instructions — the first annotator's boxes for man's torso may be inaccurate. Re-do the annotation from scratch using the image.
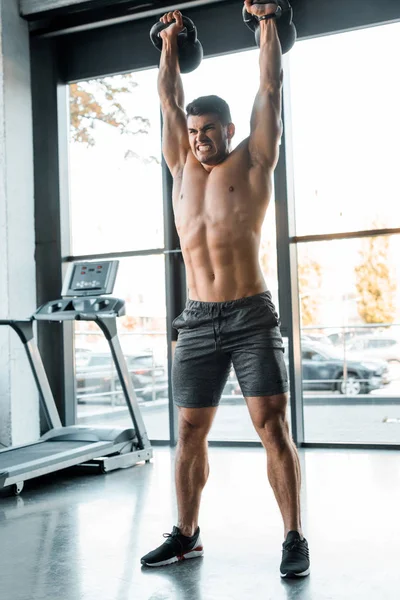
[172,139,273,302]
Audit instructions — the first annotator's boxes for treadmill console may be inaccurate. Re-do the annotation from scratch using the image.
[61,261,119,298]
[34,260,124,321]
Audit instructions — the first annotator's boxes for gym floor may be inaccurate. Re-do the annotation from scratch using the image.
[0,446,399,600]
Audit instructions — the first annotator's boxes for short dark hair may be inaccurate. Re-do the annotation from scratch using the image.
[186,95,232,126]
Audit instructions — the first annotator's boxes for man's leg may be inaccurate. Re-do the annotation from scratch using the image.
[175,406,218,537]
[140,405,217,567]
[245,393,302,537]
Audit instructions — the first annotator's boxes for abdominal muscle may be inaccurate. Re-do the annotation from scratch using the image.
[181,224,268,302]
[174,144,272,303]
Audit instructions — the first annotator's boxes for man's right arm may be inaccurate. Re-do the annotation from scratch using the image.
[157,18,191,177]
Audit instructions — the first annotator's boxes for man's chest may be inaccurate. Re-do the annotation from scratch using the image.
[174,155,254,217]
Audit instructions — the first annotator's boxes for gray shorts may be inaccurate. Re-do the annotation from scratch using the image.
[172,291,288,408]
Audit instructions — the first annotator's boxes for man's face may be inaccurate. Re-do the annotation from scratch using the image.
[187,113,234,166]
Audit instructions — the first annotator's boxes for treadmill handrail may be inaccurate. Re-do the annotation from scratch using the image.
[95,316,151,450]
[0,319,34,343]
[0,320,62,430]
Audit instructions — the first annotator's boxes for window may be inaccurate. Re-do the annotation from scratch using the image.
[75,255,169,440]
[369,339,396,348]
[349,340,365,351]
[89,356,113,368]
[296,235,400,444]
[69,68,169,441]
[69,69,163,255]
[290,23,400,444]
[289,22,400,237]
[128,356,153,368]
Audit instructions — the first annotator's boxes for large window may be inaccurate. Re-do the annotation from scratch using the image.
[68,24,400,446]
[69,71,168,440]
[74,255,168,440]
[289,22,400,444]
[289,22,400,237]
[297,235,400,444]
[69,69,163,255]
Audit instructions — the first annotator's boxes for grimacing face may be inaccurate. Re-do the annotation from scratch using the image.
[187,113,235,166]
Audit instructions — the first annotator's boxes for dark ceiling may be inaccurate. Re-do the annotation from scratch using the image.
[22,0,230,36]
[22,0,400,38]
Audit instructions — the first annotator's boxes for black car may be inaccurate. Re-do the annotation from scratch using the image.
[76,352,168,403]
[222,341,390,399]
[295,342,390,395]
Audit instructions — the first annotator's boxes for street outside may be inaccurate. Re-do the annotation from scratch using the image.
[77,378,400,445]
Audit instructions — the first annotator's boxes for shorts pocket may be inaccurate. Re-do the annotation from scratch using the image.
[261,295,280,327]
[172,312,184,330]
[172,309,204,330]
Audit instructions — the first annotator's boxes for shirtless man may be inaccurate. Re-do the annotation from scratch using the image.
[141,1,310,578]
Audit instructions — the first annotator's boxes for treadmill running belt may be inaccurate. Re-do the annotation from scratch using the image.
[0,441,105,469]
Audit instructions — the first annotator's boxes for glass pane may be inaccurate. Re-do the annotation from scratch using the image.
[182,51,288,442]
[297,234,400,443]
[75,255,169,441]
[289,23,400,236]
[69,69,163,255]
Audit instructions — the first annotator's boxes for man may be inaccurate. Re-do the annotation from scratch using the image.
[141,1,310,578]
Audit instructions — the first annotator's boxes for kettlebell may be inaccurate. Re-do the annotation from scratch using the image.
[150,15,203,74]
[242,0,297,55]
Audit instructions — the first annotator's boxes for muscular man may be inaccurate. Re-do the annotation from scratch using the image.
[141,1,310,578]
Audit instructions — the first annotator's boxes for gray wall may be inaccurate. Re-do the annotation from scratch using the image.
[0,0,39,446]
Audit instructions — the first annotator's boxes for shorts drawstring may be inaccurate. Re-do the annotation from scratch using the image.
[210,305,222,351]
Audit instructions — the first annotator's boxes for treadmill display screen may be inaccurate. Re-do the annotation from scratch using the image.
[62,261,119,297]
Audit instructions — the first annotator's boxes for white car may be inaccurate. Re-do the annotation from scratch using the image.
[346,335,400,364]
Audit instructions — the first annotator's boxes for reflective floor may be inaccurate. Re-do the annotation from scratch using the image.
[0,446,399,600]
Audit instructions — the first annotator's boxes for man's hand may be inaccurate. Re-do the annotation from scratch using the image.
[243,0,279,19]
[159,10,185,42]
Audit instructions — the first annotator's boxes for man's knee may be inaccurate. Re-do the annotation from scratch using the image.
[178,406,216,444]
[261,410,288,437]
[247,394,290,446]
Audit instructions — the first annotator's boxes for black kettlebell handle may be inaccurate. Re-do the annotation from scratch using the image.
[249,0,280,7]
[243,1,283,30]
[150,16,198,51]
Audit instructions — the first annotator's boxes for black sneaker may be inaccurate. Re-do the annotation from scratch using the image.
[141,526,204,567]
[280,531,310,578]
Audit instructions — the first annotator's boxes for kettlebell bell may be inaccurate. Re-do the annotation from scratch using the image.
[150,15,203,74]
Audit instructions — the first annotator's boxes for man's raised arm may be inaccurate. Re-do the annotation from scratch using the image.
[247,3,283,169]
[157,10,191,176]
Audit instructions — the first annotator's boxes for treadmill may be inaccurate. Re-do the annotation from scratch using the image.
[0,260,153,495]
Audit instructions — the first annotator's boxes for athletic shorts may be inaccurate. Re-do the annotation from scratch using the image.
[172,291,288,408]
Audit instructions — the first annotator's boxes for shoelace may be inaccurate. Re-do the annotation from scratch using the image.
[163,531,186,552]
[283,539,309,556]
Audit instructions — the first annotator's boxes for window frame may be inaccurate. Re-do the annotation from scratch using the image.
[30,0,400,449]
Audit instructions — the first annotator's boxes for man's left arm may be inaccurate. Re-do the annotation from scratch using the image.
[248,17,283,169]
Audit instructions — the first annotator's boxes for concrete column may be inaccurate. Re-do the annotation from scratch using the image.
[0,0,39,446]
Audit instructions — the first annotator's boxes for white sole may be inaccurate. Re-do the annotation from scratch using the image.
[280,567,310,578]
[142,548,204,568]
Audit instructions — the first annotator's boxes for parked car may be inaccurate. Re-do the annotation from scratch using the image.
[327,329,374,346]
[76,352,168,404]
[297,342,390,395]
[301,333,333,345]
[75,347,92,368]
[223,341,390,398]
[346,335,400,364]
